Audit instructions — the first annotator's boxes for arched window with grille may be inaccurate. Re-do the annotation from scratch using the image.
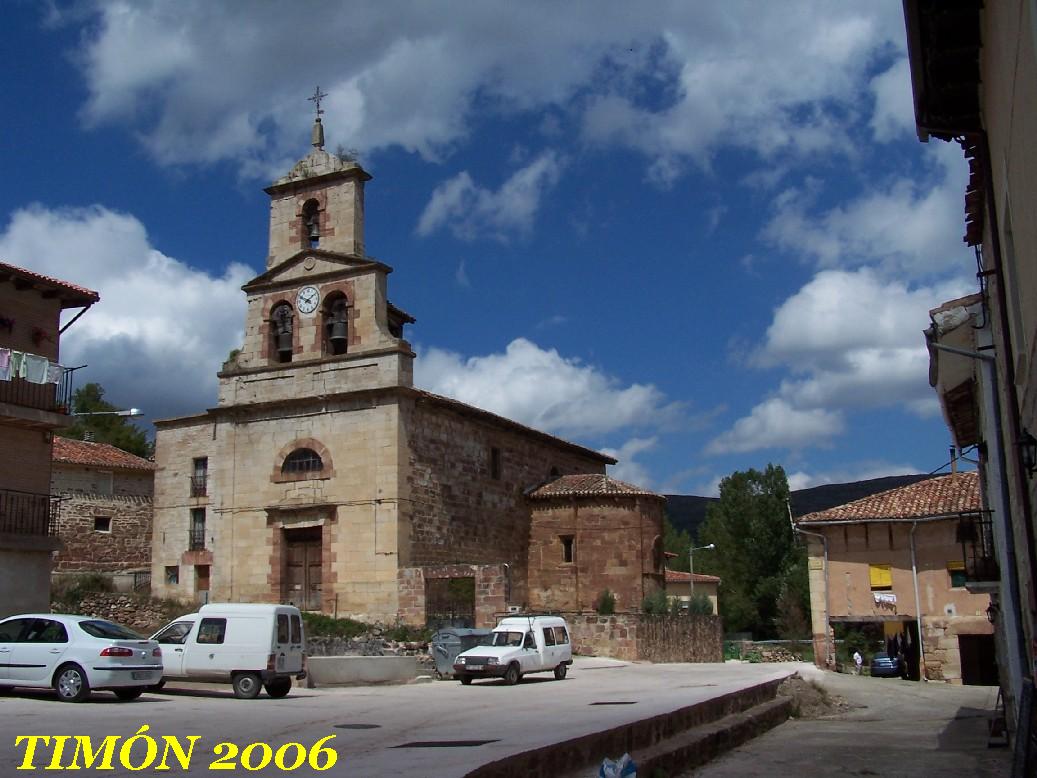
[281,448,323,475]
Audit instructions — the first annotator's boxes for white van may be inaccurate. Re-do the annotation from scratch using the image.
[151,603,306,699]
[453,615,572,685]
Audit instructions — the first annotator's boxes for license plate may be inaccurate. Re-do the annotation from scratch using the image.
[132,671,153,680]
[468,665,484,671]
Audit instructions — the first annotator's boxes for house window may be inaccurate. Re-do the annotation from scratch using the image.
[490,447,502,480]
[948,561,967,588]
[191,457,208,497]
[282,448,323,474]
[93,516,112,533]
[560,535,575,564]
[189,509,206,550]
[869,563,893,591]
[165,566,180,585]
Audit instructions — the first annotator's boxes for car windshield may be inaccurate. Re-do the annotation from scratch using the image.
[491,631,524,647]
[77,620,145,640]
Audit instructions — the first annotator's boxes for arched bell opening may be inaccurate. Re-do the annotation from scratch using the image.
[302,199,320,249]
[322,293,350,356]
[270,302,295,363]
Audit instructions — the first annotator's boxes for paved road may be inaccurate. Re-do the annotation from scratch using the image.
[0,658,796,777]
[689,671,1007,778]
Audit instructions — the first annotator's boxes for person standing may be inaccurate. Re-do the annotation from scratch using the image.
[853,650,863,675]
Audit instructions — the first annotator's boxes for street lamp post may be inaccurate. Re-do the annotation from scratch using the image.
[689,543,716,604]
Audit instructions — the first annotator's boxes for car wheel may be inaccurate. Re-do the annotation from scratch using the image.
[114,687,144,701]
[54,664,91,703]
[504,663,521,686]
[554,664,567,680]
[459,675,472,686]
[232,672,262,699]
[148,679,166,692]
[264,678,292,699]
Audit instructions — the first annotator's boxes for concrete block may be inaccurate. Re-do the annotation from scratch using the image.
[307,656,418,686]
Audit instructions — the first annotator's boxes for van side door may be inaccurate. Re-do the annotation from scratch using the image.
[183,617,227,677]
[519,628,544,672]
[153,619,195,677]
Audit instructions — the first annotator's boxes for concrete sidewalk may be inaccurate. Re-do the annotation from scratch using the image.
[686,672,1007,777]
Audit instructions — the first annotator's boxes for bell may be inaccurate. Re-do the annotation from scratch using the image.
[329,320,348,343]
[276,331,293,356]
[308,219,320,240]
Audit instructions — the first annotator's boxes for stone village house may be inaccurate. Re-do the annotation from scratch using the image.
[51,437,154,590]
[796,471,997,685]
[0,262,98,618]
[151,118,666,625]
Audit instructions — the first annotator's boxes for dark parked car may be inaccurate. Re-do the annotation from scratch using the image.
[870,651,901,678]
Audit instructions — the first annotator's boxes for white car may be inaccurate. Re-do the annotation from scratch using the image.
[453,615,573,685]
[0,613,163,702]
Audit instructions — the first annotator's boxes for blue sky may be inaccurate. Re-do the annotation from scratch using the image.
[2,2,975,494]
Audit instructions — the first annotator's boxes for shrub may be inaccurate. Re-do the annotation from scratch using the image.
[596,589,616,615]
[301,612,368,639]
[641,589,670,615]
[52,573,114,603]
[688,592,714,615]
[383,623,432,643]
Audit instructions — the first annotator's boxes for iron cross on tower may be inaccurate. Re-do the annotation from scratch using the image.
[308,86,328,120]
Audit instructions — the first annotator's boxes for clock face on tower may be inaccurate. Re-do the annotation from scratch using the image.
[296,285,320,314]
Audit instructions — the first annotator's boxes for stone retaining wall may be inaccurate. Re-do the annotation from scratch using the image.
[565,613,722,662]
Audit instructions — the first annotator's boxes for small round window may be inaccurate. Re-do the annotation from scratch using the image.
[282,448,323,474]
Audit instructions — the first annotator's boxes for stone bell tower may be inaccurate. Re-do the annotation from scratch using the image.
[217,88,415,406]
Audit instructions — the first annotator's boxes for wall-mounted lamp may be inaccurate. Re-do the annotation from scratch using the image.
[1019,429,1037,476]
[986,600,999,625]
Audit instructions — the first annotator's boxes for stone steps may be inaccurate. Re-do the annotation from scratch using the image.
[463,676,792,778]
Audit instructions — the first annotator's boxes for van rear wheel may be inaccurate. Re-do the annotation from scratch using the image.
[264,678,292,698]
[554,664,567,680]
[232,672,262,699]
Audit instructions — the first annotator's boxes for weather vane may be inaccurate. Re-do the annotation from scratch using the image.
[308,86,328,120]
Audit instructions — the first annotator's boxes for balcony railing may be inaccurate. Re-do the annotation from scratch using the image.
[189,475,208,498]
[189,526,206,551]
[0,488,58,536]
[958,512,1000,584]
[0,366,74,414]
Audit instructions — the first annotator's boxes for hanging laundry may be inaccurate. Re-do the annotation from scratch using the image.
[0,348,10,381]
[46,362,62,384]
[23,353,49,384]
[10,350,25,378]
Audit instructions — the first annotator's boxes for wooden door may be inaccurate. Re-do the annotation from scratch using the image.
[284,527,322,610]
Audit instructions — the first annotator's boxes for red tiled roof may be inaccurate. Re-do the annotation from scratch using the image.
[53,437,155,471]
[526,473,663,499]
[665,569,721,584]
[796,471,979,524]
[0,261,99,308]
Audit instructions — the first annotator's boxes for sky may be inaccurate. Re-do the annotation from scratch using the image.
[2,1,977,495]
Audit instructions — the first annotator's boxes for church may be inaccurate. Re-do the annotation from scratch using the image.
[151,100,665,626]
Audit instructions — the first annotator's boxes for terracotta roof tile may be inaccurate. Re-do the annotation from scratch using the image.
[665,569,721,584]
[527,473,663,499]
[796,471,979,524]
[0,261,99,308]
[53,438,155,471]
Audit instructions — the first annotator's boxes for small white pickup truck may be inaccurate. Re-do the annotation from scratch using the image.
[453,615,572,685]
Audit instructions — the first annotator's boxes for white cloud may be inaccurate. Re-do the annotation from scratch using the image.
[601,437,658,488]
[786,460,922,491]
[706,398,844,455]
[0,204,253,422]
[869,57,914,141]
[416,152,563,242]
[414,337,682,439]
[761,143,971,280]
[755,269,970,413]
[60,2,904,181]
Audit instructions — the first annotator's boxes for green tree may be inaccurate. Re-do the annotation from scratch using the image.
[663,514,692,572]
[59,383,151,457]
[696,464,807,639]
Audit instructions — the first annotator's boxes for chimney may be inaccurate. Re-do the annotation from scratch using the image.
[950,445,958,473]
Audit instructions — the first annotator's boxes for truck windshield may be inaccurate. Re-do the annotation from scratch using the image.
[491,631,524,647]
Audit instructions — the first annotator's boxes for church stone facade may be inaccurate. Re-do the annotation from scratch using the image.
[151,121,651,625]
